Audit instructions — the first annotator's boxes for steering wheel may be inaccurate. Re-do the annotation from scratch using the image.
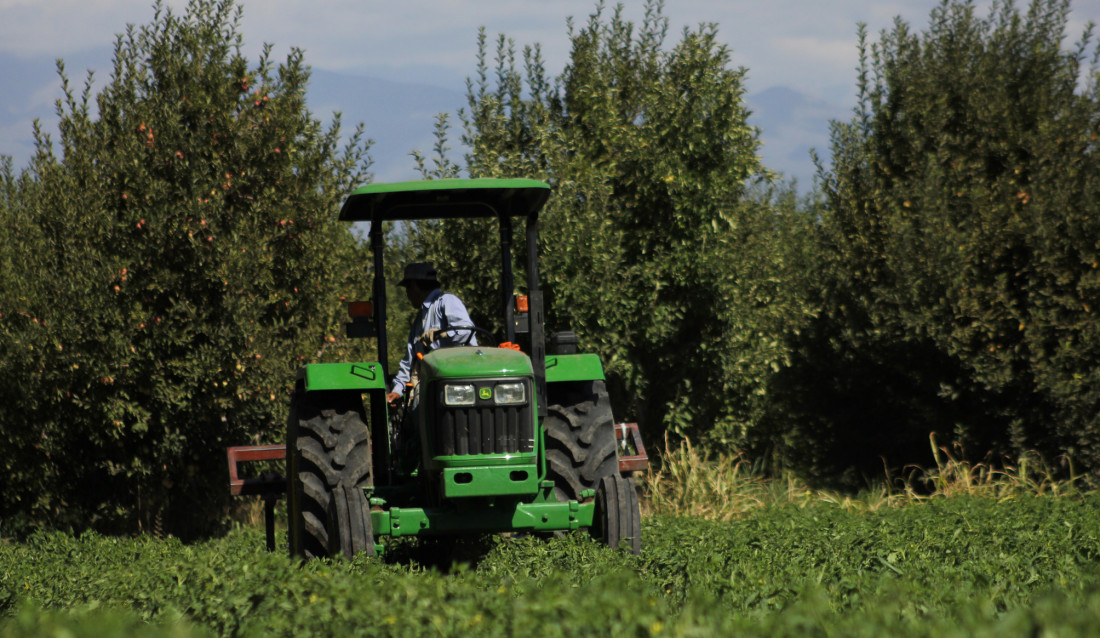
[427,325,498,348]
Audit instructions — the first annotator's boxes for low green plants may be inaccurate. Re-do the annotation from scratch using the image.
[4,494,1099,636]
[1,604,210,638]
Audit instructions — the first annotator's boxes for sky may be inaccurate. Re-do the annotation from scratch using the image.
[2,0,1098,184]
[3,0,980,98]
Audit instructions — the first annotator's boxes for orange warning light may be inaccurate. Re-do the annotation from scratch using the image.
[348,301,373,318]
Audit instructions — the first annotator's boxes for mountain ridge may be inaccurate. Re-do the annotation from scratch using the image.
[1,48,846,188]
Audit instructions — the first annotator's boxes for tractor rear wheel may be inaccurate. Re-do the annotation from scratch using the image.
[544,380,619,503]
[592,474,642,554]
[287,390,374,559]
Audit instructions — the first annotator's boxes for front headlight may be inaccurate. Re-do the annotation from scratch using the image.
[444,384,476,406]
[494,382,526,405]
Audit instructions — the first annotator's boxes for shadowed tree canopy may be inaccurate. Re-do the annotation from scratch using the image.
[768,0,1100,486]
[0,0,373,537]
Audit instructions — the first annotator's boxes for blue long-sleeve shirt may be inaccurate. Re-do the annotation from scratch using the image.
[390,288,478,395]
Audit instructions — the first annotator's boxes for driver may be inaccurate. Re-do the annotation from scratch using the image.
[386,262,477,406]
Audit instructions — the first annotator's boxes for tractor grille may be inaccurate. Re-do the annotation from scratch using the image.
[431,380,534,456]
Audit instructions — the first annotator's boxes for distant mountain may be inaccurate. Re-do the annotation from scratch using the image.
[2,51,845,191]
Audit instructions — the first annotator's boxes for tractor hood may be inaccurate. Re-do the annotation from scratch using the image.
[339,178,550,222]
[421,346,533,381]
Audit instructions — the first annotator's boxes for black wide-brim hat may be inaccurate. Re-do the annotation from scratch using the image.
[398,261,438,286]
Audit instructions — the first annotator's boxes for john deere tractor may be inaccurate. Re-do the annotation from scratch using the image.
[227,178,646,558]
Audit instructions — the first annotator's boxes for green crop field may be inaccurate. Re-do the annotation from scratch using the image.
[3,495,1100,637]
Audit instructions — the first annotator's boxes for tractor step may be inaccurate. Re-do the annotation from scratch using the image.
[614,423,649,472]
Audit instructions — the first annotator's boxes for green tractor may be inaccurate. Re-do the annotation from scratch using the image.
[227,178,647,559]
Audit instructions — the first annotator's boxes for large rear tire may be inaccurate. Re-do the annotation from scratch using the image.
[592,474,642,554]
[544,380,619,503]
[287,390,374,559]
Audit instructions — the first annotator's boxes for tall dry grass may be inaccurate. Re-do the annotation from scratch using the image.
[641,436,772,521]
[896,433,1086,500]
[639,433,1089,521]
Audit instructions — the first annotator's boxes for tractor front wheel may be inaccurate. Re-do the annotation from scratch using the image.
[287,390,375,559]
[592,474,642,554]
[544,380,619,503]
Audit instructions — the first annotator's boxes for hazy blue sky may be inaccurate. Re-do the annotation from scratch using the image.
[5,0,1011,97]
[2,1,1098,183]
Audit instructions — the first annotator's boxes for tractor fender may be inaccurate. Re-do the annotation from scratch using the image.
[297,362,388,392]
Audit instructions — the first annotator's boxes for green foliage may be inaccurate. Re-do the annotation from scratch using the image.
[0,0,373,537]
[769,0,1100,484]
[410,0,816,446]
[1,603,211,638]
[3,497,1100,636]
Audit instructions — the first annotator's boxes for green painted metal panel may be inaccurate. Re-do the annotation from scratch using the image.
[544,353,605,383]
[441,464,539,498]
[300,362,387,391]
[421,346,533,381]
[428,452,538,468]
[339,178,551,222]
[371,500,595,538]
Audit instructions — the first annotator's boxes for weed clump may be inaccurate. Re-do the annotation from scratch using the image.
[641,434,1089,519]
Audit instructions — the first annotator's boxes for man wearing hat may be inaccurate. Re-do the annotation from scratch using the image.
[386,262,477,406]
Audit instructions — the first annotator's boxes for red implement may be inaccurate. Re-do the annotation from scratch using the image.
[226,444,286,496]
[614,423,649,473]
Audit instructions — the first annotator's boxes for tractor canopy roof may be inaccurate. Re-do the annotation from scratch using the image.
[339,178,551,222]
